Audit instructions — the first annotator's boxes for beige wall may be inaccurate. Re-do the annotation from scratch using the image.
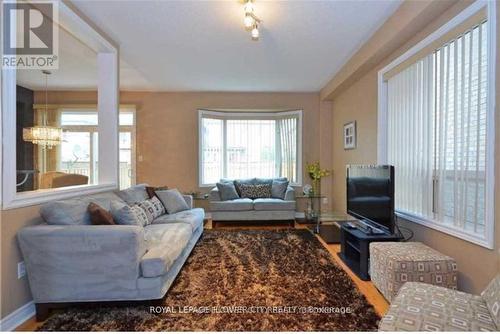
[329,0,500,294]
[1,91,332,319]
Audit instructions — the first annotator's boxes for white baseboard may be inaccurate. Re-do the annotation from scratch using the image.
[0,300,35,331]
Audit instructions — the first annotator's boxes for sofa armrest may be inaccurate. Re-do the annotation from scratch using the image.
[209,187,221,201]
[284,186,295,201]
[182,195,193,209]
[17,224,146,302]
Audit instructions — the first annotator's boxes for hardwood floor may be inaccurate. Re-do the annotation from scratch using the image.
[15,220,388,331]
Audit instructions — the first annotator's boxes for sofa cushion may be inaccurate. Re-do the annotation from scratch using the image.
[156,189,189,214]
[234,178,256,195]
[137,196,165,221]
[40,192,124,225]
[115,184,149,204]
[145,185,168,198]
[239,184,272,199]
[152,208,205,233]
[216,182,239,201]
[88,202,115,225]
[110,201,150,226]
[481,274,500,328]
[253,198,296,211]
[210,198,254,211]
[271,180,289,199]
[141,224,192,278]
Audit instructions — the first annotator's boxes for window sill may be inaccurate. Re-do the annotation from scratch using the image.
[2,183,117,210]
[395,210,494,250]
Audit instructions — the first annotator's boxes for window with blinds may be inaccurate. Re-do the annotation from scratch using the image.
[198,110,302,186]
[385,18,493,246]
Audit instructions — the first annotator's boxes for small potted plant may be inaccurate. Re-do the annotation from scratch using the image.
[306,161,331,196]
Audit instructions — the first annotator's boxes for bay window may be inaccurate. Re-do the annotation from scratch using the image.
[199,110,302,187]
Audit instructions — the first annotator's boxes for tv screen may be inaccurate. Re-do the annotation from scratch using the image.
[346,165,395,234]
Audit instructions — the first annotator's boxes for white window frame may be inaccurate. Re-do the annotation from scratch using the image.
[377,0,496,249]
[0,2,119,209]
[198,109,303,188]
[56,106,137,189]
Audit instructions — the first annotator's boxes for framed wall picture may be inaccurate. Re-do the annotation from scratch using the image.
[344,121,356,150]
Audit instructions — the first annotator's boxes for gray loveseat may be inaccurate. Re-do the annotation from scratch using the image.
[209,178,296,226]
[17,184,204,320]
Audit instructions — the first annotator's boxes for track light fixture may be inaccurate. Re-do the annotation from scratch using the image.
[243,0,261,41]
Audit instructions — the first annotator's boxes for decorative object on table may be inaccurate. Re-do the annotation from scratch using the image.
[343,121,356,150]
[302,184,312,196]
[306,161,331,197]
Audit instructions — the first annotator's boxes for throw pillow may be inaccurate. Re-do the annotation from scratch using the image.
[110,201,150,227]
[88,202,115,225]
[138,196,166,221]
[239,183,272,199]
[146,185,168,199]
[216,182,239,201]
[234,178,256,196]
[271,180,289,199]
[155,189,189,214]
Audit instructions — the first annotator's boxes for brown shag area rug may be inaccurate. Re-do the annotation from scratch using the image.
[38,229,380,331]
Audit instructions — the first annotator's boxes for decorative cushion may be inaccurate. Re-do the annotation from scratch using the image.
[88,202,115,225]
[234,178,256,196]
[145,185,168,199]
[110,201,150,226]
[379,282,497,331]
[138,196,165,221]
[115,184,149,204]
[271,179,289,199]
[238,183,272,199]
[216,182,239,201]
[87,202,115,225]
[155,189,189,214]
[481,274,500,328]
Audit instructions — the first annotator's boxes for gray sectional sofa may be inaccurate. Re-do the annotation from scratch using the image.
[17,184,204,320]
[209,178,296,225]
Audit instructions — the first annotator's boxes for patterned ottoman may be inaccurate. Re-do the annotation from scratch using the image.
[370,242,457,302]
[378,280,499,331]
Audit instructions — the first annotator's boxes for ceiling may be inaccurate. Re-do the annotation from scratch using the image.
[19,0,403,92]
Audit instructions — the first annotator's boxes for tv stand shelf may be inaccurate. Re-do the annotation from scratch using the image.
[338,224,403,281]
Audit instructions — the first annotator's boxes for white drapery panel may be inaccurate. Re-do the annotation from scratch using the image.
[199,111,302,186]
[387,20,489,238]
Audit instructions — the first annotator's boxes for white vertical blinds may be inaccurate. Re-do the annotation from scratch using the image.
[387,20,489,239]
[388,54,435,220]
[200,111,302,185]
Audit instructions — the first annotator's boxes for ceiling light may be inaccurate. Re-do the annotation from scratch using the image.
[23,70,63,150]
[243,0,261,41]
[251,25,259,40]
[244,14,254,29]
[244,1,254,14]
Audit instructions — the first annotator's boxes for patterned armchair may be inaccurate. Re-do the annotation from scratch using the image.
[379,275,500,331]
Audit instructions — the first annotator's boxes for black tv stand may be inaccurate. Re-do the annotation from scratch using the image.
[338,223,403,281]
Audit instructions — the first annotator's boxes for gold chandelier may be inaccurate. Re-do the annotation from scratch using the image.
[23,70,63,150]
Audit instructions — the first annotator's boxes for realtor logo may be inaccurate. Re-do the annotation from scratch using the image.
[2,0,59,69]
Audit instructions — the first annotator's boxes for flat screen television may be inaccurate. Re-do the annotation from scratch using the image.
[346,165,395,234]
